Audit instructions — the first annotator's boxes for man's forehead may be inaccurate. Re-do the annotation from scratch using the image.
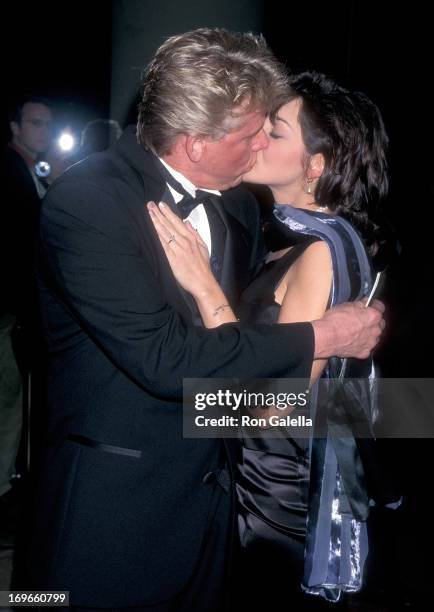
[22,103,52,119]
[230,109,267,134]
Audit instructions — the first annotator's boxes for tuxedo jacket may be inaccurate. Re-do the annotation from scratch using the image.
[29,126,314,607]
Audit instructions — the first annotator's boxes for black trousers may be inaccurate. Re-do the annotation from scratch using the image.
[47,473,234,612]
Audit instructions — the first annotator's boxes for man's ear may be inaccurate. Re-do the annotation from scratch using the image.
[308,153,325,179]
[185,135,205,163]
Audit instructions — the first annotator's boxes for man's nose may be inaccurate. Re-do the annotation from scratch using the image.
[251,129,269,152]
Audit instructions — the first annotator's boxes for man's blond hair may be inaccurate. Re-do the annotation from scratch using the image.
[137,28,289,155]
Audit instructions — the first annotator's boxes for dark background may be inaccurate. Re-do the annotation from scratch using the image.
[2,0,429,389]
[1,0,432,305]
[1,0,432,608]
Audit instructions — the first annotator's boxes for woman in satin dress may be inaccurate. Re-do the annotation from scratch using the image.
[147,72,390,609]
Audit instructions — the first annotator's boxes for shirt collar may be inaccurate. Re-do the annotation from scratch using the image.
[158,157,221,197]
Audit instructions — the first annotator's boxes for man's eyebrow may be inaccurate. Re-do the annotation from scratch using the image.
[245,124,264,138]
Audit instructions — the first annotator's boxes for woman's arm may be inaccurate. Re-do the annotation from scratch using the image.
[249,240,333,427]
[277,240,332,384]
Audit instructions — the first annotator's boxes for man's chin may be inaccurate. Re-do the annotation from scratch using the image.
[241,169,259,184]
[221,167,256,190]
[231,175,244,187]
[218,175,243,190]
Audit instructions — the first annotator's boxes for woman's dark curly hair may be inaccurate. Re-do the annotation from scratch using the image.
[272,71,389,255]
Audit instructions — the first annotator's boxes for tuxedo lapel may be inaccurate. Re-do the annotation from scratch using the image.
[213,197,253,306]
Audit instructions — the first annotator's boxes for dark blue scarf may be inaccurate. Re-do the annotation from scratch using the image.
[273,204,376,602]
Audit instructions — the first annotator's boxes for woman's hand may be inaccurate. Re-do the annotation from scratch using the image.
[147,200,238,328]
[147,201,218,298]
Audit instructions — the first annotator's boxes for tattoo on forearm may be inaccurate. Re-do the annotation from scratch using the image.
[212,303,231,317]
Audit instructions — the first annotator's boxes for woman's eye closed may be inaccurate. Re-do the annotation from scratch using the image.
[269,131,282,139]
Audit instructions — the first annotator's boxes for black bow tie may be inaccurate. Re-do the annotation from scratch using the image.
[177,191,226,282]
[177,189,217,220]
[155,158,225,280]
[154,158,219,218]
[176,188,226,282]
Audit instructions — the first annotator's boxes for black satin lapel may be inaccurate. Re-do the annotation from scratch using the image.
[212,198,252,304]
[159,185,178,214]
[143,183,171,241]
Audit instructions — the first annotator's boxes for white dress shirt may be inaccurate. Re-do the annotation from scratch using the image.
[158,157,221,257]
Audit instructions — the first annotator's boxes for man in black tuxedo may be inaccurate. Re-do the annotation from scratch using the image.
[27,29,384,611]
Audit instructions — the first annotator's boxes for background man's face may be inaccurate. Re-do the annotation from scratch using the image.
[199,110,269,190]
[11,102,53,158]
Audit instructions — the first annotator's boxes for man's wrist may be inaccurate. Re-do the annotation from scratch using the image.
[311,319,333,359]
